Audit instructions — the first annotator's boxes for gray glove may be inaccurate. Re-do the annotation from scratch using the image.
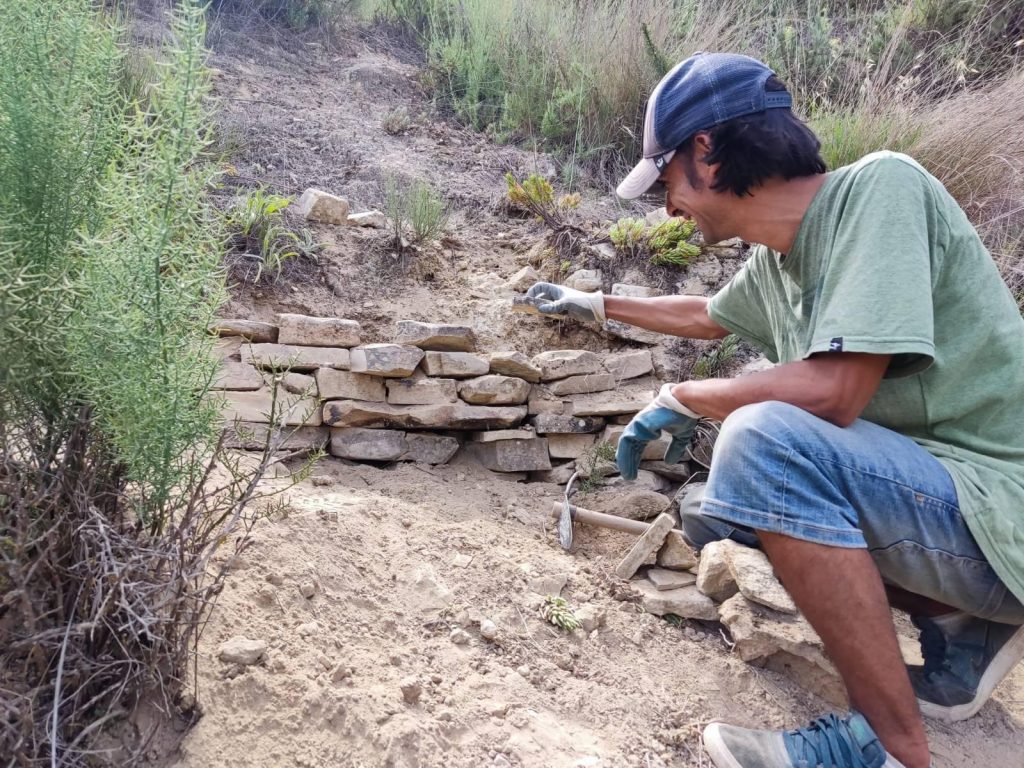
[525,282,606,324]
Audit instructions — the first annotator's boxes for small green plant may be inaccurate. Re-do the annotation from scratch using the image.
[223,188,320,280]
[505,172,574,230]
[647,218,701,267]
[382,106,413,135]
[692,334,740,380]
[383,173,449,253]
[609,216,646,258]
[578,440,616,492]
[541,595,582,632]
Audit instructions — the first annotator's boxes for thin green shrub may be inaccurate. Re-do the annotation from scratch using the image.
[223,188,321,281]
[383,173,449,251]
[609,216,702,267]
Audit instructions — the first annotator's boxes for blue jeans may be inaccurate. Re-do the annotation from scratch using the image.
[682,401,1024,624]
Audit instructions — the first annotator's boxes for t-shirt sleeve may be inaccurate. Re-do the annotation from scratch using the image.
[807,157,938,378]
[708,247,780,363]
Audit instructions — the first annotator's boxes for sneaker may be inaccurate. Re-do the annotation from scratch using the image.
[703,711,907,768]
[909,611,1024,722]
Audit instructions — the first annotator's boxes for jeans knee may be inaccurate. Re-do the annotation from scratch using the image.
[715,401,802,465]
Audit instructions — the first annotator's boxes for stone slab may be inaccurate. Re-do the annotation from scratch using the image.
[469,429,536,442]
[467,438,551,473]
[393,320,476,352]
[546,432,597,459]
[657,533,699,570]
[605,350,654,380]
[527,389,568,415]
[242,343,350,372]
[330,427,407,461]
[489,351,542,383]
[718,594,831,671]
[646,567,697,591]
[458,375,531,405]
[323,401,527,430]
[530,414,604,434]
[277,314,361,348]
[280,372,317,395]
[222,423,328,451]
[729,545,798,615]
[587,488,671,521]
[511,295,545,315]
[386,377,457,405]
[547,372,616,396]
[208,319,278,343]
[212,362,265,391]
[401,434,460,465]
[350,344,425,378]
[532,350,603,381]
[422,351,489,378]
[696,539,741,602]
[297,188,349,224]
[316,369,385,402]
[220,388,322,427]
[615,513,675,579]
[569,391,654,417]
[629,580,718,620]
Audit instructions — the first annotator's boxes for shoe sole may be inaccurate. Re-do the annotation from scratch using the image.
[918,623,1024,722]
[702,724,743,768]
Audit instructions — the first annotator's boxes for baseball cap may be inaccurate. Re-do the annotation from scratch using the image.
[616,52,792,200]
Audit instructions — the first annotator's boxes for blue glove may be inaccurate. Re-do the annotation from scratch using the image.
[525,282,606,324]
[616,383,700,480]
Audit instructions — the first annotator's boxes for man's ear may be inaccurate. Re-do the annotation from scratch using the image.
[692,131,719,186]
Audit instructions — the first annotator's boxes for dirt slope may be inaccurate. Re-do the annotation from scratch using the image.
[168,13,1024,768]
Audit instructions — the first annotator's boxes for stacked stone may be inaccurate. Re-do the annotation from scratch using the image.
[209,314,673,476]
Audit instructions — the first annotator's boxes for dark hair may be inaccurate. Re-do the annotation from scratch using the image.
[683,77,826,197]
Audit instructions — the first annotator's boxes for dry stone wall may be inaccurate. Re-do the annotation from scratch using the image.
[209,314,668,478]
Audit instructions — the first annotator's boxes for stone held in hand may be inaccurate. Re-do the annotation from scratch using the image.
[458,375,531,405]
[349,344,425,378]
[489,351,542,383]
[393,320,476,352]
[276,313,361,347]
[297,188,349,224]
[532,350,603,381]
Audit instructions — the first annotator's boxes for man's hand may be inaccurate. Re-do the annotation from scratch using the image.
[525,282,606,324]
[617,383,700,480]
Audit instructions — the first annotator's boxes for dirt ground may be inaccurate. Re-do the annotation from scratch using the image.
[161,10,1024,767]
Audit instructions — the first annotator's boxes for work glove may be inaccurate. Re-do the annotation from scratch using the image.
[525,282,606,324]
[616,383,700,480]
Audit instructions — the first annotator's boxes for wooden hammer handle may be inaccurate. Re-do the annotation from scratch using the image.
[549,501,653,535]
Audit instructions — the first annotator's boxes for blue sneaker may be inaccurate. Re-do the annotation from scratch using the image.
[703,711,908,768]
[909,612,1024,722]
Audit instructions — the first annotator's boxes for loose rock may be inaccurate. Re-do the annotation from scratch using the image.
[458,375,531,405]
[646,567,697,591]
[218,636,267,665]
[728,545,798,615]
[386,377,457,405]
[296,188,349,224]
[348,210,387,228]
[400,677,422,704]
[696,539,741,602]
[468,438,551,472]
[449,628,472,645]
[563,269,602,292]
[349,344,425,378]
[277,314,361,347]
[718,593,829,669]
[422,351,490,378]
[532,350,603,381]
[547,373,616,396]
[615,513,676,580]
[479,619,498,640]
[507,265,541,292]
[489,351,542,383]
[393,320,476,352]
[330,428,407,461]
[316,369,386,401]
[629,580,718,620]
[588,489,671,521]
[299,581,316,599]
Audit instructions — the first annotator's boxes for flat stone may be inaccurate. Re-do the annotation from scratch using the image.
[218,636,267,665]
[615,513,675,579]
[718,593,829,668]
[563,269,602,292]
[393,320,476,352]
[422,351,489,378]
[222,423,328,451]
[401,434,459,465]
[587,488,671,521]
[213,337,243,361]
[398,566,453,614]
[729,545,798,615]
[530,414,604,434]
[458,375,531,405]
[347,210,386,228]
[527,388,568,415]
[603,319,662,345]
[212,362,265,390]
[528,574,567,596]
[696,539,741,602]
[242,343,350,372]
[570,391,654,416]
[546,433,596,459]
[331,428,407,461]
[316,369,385,402]
[657,532,699,570]
[600,470,673,493]
[277,314,361,347]
[468,438,551,472]
[489,351,542,383]
[547,372,616,396]
[350,344,425,377]
[601,425,669,461]
[629,580,718,620]
[220,388,322,426]
[605,350,654,380]
[280,372,317,395]
[532,350,603,381]
[641,460,694,482]
[646,567,697,591]
[387,377,457,405]
[469,429,536,442]
[297,188,349,224]
[511,295,545,315]
[506,265,541,292]
[529,462,576,484]
[208,319,278,343]
[323,401,527,430]
[610,284,661,298]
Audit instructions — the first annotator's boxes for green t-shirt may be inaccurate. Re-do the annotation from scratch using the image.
[708,151,1024,603]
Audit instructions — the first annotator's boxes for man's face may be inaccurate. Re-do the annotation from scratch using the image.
[659,137,734,245]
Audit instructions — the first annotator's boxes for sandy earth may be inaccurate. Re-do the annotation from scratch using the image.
[156,9,1024,767]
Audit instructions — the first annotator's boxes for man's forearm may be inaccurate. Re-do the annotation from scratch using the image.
[603,294,729,339]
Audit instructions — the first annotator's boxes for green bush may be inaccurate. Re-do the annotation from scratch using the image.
[383,173,449,250]
[223,188,321,281]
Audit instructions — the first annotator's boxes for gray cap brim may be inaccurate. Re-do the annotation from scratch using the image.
[616,151,674,200]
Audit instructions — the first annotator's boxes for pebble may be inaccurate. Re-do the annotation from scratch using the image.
[400,677,422,704]
[296,621,320,637]
[449,628,472,645]
[516,664,531,677]
[479,619,498,640]
[299,581,316,599]
[431,673,443,684]
[218,636,266,666]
